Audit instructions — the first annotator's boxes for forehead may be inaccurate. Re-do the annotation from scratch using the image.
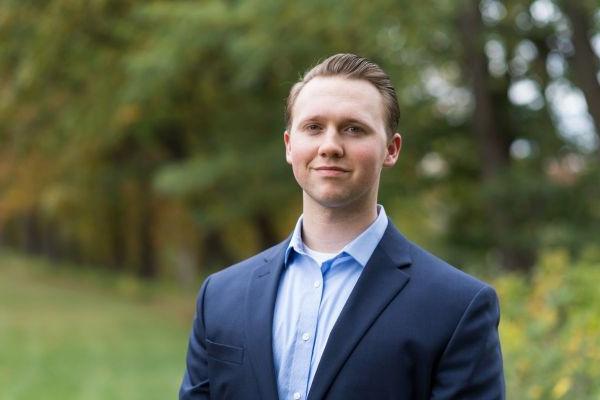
[292,77,386,128]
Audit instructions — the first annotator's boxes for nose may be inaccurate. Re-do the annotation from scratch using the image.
[318,128,344,158]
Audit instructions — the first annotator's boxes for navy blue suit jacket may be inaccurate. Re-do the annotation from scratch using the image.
[180,221,504,399]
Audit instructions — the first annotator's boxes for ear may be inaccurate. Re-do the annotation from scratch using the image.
[284,130,292,165]
[383,133,402,167]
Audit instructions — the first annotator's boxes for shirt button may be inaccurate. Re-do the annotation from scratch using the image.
[293,392,301,399]
[302,333,310,341]
[314,281,321,288]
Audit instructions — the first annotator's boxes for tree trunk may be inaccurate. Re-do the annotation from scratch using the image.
[561,0,600,155]
[458,0,509,178]
[21,210,42,255]
[255,212,279,249]
[201,228,234,273]
[458,0,535,271]
[562,0,600,149]
[41,219,62,263]
[109,196,125,270]
[138,181,157,279]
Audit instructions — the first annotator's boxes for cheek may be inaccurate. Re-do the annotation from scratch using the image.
[289,140,315,166]
[353,148,384,173]
[288,150,310,180]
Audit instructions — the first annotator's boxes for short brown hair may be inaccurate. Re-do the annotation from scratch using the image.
[285,53,400,137]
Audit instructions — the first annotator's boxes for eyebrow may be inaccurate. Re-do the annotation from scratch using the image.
[343,118,372,128]
[298,115,374,129]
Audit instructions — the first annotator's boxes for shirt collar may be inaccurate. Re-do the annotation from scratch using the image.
[284,205,389,268]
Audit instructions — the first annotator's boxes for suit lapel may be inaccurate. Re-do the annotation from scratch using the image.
[308,222,413,400]
[245,239,289,400]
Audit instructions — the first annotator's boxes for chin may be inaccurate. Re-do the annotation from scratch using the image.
[310,192,359,209]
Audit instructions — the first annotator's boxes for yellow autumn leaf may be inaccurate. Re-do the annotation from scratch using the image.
[552,377,571,398]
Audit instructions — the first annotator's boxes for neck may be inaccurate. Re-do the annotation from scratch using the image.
[301,194,379,253]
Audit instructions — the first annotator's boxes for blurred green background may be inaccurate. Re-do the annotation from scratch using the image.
[1,0,599,398]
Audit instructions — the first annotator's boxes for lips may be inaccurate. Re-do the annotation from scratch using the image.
[312,166,350,177]
[314,166,350,172]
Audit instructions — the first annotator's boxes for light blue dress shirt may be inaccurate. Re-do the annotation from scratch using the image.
[272,206,389,400]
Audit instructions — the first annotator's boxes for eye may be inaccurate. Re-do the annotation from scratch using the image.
[346,125,364,135]
[304,123,322,133]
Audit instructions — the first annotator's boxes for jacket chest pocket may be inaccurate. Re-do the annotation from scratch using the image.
[206,338,244,365]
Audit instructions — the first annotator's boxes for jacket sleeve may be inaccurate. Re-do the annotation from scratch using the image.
[430,285,505,400]
[179,276,212,400]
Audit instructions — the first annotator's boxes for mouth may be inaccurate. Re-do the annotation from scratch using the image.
[313,166,350,176]
[314,166,350,172]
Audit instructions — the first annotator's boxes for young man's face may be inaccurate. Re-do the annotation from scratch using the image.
[284,76,401,211]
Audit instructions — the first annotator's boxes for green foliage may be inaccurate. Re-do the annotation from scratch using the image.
[0,0,599,277]
[497,248,600,399]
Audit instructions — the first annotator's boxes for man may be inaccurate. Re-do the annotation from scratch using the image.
[180,53,504,400]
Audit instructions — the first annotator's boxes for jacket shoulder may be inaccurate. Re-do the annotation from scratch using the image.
[406,240,496,303]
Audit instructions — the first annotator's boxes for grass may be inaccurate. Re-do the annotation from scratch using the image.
[0,251,199,400]
[5,247,599,399]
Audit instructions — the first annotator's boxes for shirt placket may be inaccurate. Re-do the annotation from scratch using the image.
[286,259,328,400]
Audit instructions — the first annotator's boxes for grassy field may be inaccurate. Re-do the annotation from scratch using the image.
[3,249,599,399]
[0,252,198,400]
